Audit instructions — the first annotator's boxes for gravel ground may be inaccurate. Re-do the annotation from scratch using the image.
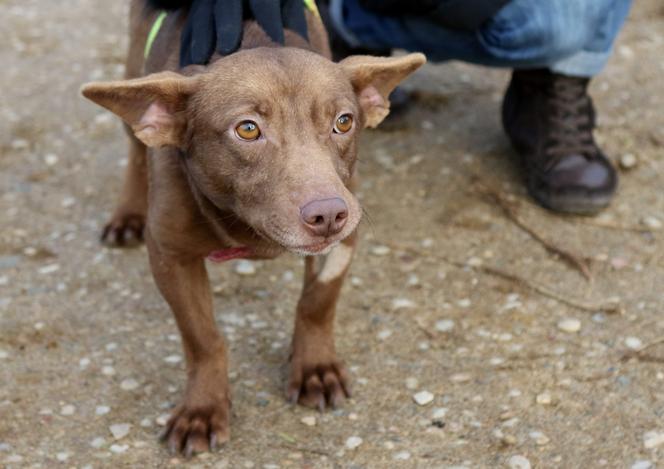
[1,1,663,468]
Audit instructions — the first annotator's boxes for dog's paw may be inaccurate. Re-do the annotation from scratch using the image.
[160,398,230,458]
[101,212,145,247]
[286,358,351,410]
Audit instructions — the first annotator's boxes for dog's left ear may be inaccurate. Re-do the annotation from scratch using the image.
[81,71,198,148]
[340,53,426,128]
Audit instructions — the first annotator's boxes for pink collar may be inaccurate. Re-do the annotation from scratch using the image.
[207,246,252,262]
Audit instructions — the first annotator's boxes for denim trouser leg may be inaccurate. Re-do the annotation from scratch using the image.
[332,0,633,77]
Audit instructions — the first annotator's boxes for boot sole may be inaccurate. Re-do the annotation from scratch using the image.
[529,186,613,216]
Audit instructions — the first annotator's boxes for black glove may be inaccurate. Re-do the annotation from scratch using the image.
[178,0,309,66]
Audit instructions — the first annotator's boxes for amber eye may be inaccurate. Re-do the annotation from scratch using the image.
[235,120,261,140]
[334,114,353,134]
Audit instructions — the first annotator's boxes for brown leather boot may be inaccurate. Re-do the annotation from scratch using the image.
[502,69,617,215]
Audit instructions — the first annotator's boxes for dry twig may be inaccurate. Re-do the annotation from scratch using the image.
[449,260,623,314]
[621,336,664,362]
[473,182,592,280]
[572,218,654,233]
[383,240,623,315]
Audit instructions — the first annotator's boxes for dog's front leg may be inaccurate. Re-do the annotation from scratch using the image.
[287,232,357,410]
[146,233,230,456]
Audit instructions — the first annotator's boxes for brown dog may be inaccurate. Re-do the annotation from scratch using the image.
[81,0,424,456]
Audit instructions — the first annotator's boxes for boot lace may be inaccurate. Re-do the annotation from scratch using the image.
[544,76,598,170]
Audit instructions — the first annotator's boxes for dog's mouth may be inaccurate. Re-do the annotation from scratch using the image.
[288,240,340,256]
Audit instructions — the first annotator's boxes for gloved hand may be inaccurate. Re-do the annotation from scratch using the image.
[179,0,309,66]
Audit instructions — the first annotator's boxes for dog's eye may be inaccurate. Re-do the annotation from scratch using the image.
[235,121,261,140]
[333,114,353,134]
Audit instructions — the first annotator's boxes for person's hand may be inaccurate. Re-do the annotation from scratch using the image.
[180,0,309,66]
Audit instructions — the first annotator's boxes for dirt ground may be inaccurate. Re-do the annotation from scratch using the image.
[1,1,663,468]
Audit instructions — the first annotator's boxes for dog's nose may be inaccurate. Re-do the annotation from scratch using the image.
[300,197,348,237]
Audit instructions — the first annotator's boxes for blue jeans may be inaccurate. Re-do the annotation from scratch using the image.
[331,0,632,77]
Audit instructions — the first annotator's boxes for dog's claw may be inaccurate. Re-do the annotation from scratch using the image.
[287,388,300,405]
[287,359,351,410]
[168,439,180,456]
[184,441,194,459]
[159,394,230,457]
[101,212,145,248]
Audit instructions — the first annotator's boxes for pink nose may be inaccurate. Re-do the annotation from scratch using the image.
[300,197,348,237]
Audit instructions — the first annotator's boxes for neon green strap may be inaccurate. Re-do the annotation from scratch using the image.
[144,11,168,59]
[303,0,320,18]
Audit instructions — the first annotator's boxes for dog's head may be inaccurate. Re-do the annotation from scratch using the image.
[82,48,424,255]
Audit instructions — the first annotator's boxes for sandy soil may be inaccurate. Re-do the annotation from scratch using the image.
[1,1,663,468]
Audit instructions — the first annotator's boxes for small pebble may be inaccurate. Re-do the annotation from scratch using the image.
[631,461,653,469]
[345,436,363,450]
[156,413,170,426]
[406,274,420,286]
[392,298,415,310]
[0,350,8,360]
[508,455,531,469]
[109,423,131,440]
[393,451,411,460]
[642,216,662,230]
[101,366,116,376]
[450,373,472,383]
[536,392,552,405]
[350,276,363,287]
[370,245,390,256]
[38,263,60,275]
[625,337,643,350]
[431,408,448,420]
[405,377,418,390]
[466,256,482,267]
[56,452,69,462]
[557,318,581,333]
[377,329,392,341]
[643,431,664,449]
[120,378,139,391]
[60,404,76,416]
[140,418,152,427]
[234,260,256,275]
[619,153,637,169]
[44,153,59,166]
[494,429,517,446]
[90,437,106,449]
[413,390,434,406]
[164,355,182,364]
[61,196,76,208]
[529,431,550,445]
[435,319,455,332]
[457,298,471,308]
[110,444,129,454]
[300,416,316,427]
[95,405,110,415]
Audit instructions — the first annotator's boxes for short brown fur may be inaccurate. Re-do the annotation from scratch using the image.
[82,0,424,456]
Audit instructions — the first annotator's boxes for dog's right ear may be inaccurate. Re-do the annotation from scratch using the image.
[81,72,198,148]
